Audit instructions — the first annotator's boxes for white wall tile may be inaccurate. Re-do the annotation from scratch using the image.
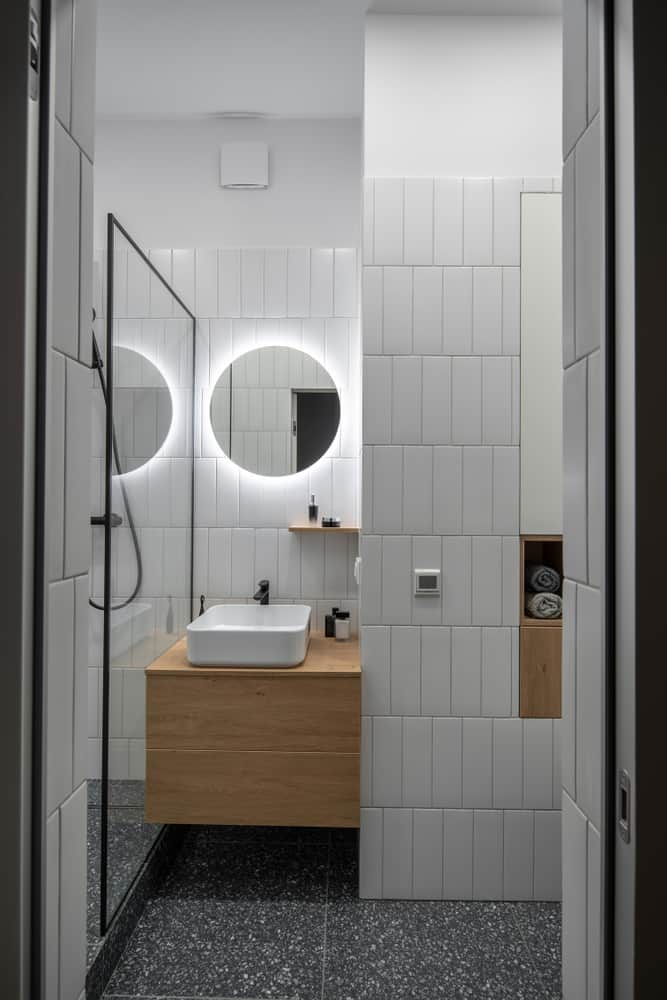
[562,792,588,998]
[300,532,325,597]
[391,626,421,715]
[575,117,602,358]
[310,249,334,317]
[149,250,173,318]
[231,528,256,597]
[562,153,576,367]
[451,357,482,444]
[482,356,513,445]
[421,628,451,716]
[72,576,88,787]
[587,822,602,1000]
[563,358,588,582]
[422,357,451,445]
[363,178,375,265]
[277,528,301,599]
[126,248,149,317]
[413,268,443,355]
[443,268,473,355]
[462,447,492,534]
[383,808,413,898]
[374,178,404,265]
[503,811,534,900]
[576,584,602,829]
[442,536,472,625]
[472,810,503,899]
[361,717,372,805]
[493,178,522,265]
[462,718,493,808]
[534,809,562,901]
[493,718,523,808]
[523,720,555,810]
[65,360,91,577]
[359,808,383,898]
[383,267,413,355]
[403,448,432,534]
[241,249,264,317]
[363,357,392,444]
[472,537,502,625]
[472,268,502,355]
[463,179,493,265]
[382,536,412,624]
[372,717,402,806]
[413,809,444,899]
[52,124,80,357]
[501,267,521,355]
[451,628,482,716]
[287,248,310,317]
[360,535,382,624]
[492,447,519,534]
[47,580,74,815]
[562,580,577,798]
[362,267,383,354]
[60,784,87,1000]
[392,358,421,443]
[195,249,218,317]
[264,249,288,317]
[481,628,512,717]
[218,249,241,317]
[433,718,462,807]
[434,178,463,265]
[48,351,66,581]
[402,717,432,806]
[45,809,59,1000]
[501,537,520,626]
[587,351,602,587]
[334,249,357,318]
[433,448,462,535]
[443,809,473,899]
[324,533,349,598]
[404,179,434,264]
[361,626,391,715]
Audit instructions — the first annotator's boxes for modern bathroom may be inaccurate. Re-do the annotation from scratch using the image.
[14,0,613,998]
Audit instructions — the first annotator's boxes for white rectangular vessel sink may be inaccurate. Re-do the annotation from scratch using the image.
[186,604,311,667]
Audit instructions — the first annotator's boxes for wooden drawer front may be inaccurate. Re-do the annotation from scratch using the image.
[147,675,360,752]
[145,750,360,828]
[520,627,562,718]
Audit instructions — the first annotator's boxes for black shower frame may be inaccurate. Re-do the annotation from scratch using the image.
[100,213,197,935]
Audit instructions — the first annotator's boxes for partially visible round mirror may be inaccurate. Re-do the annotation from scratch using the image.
[210,346,340,476]
[112,346,172,473]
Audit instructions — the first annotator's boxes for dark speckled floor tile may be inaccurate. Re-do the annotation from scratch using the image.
[511,902,562,998]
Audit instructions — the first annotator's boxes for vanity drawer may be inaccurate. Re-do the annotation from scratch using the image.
[146,674,361,752]
[145,749,360,827]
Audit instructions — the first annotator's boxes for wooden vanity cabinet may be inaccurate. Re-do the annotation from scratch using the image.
[145,634,361,828]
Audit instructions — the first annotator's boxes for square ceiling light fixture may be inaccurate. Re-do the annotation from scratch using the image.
[220,141,269,189]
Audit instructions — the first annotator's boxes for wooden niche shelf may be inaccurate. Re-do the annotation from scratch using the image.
[519,535,563,719]
[288,525,359,534]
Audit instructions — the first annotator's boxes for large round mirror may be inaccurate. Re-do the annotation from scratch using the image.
[112,346,172,473]
[210,346,340,476]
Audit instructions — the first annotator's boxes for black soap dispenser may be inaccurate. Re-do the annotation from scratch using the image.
[325,606,339,638]
[308,493,319,523]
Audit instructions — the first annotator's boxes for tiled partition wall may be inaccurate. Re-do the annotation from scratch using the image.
[561,0,604,996]
[46,0,97,996]
[89,246,360,776]
[360,176,562,901]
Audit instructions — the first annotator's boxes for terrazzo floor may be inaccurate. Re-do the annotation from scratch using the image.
[101,825,561,1000]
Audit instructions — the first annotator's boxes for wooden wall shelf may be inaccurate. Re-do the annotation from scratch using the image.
[519,534,563,719]
[288,524,359,534]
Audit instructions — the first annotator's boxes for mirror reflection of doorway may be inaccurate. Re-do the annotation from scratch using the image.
[291,389,340,472]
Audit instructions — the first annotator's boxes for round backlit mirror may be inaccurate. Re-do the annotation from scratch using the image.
[111,346,172,473]
[210,346,340,476]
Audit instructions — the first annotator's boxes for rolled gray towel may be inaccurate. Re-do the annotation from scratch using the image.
[525,592,562,619]
[525,563,561,593]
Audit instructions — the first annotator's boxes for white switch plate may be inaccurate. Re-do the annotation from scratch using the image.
[414,568,441,596]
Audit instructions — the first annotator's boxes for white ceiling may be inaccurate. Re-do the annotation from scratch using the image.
[96,0,561,119]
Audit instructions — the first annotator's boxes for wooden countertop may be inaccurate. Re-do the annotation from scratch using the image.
[146,632,360,678]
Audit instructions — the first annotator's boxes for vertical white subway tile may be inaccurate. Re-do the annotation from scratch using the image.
[383,808,413,899]
[392,357,422,444]
[472,267,502,355]
[372,717,402,806]
[463,179,493,265]
[462,447,493,534]
[511,356,520,445]
[413,267,443,355]
[324,533,349,598]
[434,178,463,265]
[563,153,575,367]
[362,267,383,354]
[421,627,451,716]
[412,536,443,627]
[587,822,602,1000]
[60,784,87,1000]
[575,116,602,358]
[413,809,444,899]
[588,351,602,587]
[481,628,512,717]
[264,249,288,317]
[390,626,421,715]
[503,811,534,900]
[361,626,391,715]
[374,178,404,265]
[363,178,375,265]
[362,446,374,532]
[194,457,217,526]
[300,532,325,598]
[48,351,66,581]
[126,248,149,318]
[310,249,334,317]
[404,179,434,264]
[359,808,383,898]
[562,580,577,798]
[363,357,392,445]
[443,268,473,355]
[287,248,310,317]
[493,178,522,265]
[372,447,402,532]
[402,718,432,807]
[277,528,301,598]
[511,627,520,716]
[241,249,264,317]
[172,249,196,312]
[195,249,218,316]
[493,718,523,808]
[472,537,502,625]
[552,719,562,809]
[149,250,173,318]
[382,536,413,625]
[442,536,472,625]
[473,810,503,900]
[534,809,562,901]
[462,719,493,808]
[501,267,521,355]
[451,628,482,716]
[72,576,88,787]
[492,447,520,534]
[451,357,482,444]
[403,448,433,534]
[383,267,413,355]
[433,447,462,534]
[218,249,241,317]
[334,248,357,317]
[255,528,279,590]
[523,719,555,809]
[65,360,91,577]
[433,719,462,807]
[361,717,372,806]
[563,358,588,581]
[501,537,520,626]
[121,668,146,739]
[230,528,255,597]
[360,535,382,625]
[443,809,473,899]
[562,792,588,997]
[482,356,513,445]
[45,810,59,1000]
[46,580,74,815]
[422,357,451,445]
[576,584,602,828]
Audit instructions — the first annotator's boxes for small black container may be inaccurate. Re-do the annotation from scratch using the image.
[325,606,339,638]
[308,493,319,523]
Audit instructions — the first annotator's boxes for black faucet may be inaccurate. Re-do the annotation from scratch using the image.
[253,580,269,605]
